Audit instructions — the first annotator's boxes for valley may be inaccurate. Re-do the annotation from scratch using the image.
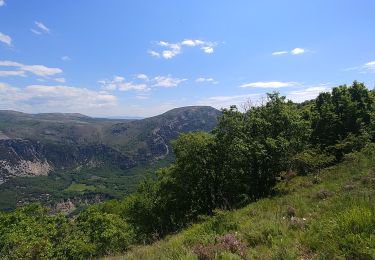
[0,106,220,210]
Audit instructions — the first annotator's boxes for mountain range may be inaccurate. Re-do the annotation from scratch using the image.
[0,106,220,210]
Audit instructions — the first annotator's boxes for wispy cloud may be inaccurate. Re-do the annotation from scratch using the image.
[287,85,329,102]
[54,77,66,83]
[32,21,50,35]
[0,0,5,7]
[344,60,375,74]
[135,94,150,100]
[35,21,50,33]
[196,77,218,84]
[136,74,149,81]
[31,29,42,35]
[0,83,117,114]
[99,74,187,92]
[240,81,297,88]
[153,76,187,87]
[99,76,150,92]
[198,94,262,109]
[0,32,11,46]
[0,70,26,77]
[61,56,71,61]
[272,51,288,56]
[148,50,161,57]
[272,48,307,56]
[364,61,375,72]
[0,60,62,77]
[148,39,218,59]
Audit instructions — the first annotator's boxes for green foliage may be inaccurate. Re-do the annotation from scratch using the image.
[122,141,375,259]
[0,203,134,259]
[292,148,335,174]
[2,81,375,259]
[311,81,375,158]
[77,208,135,255]
[0,204,56,259]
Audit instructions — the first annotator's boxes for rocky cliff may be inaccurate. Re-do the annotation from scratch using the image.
[0,106,220,183]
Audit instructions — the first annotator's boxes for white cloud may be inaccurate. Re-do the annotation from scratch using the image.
[31,29,42,35]
[149,39,217,59]
[113,76,125,82]
[136,74,149,81]
[99,74,186,93]
[61,56,71,61]
[99,76,150,92]
[34,21,50,34]
[0,83,117,114]
[0,70,25,77]
[291,48,305,55]
[181,39,197,46]
[22,65,62,77]
[118,82,149,92]
[364,61,375,72]
[0,60,62,77]
[153,76,187,88]
[196,77,214,82]
[0,82,194,117]
[287,86,329,102]
[272,48,307,56]
[0,0,5,6]
[201,46,214,54]
[272,51,288,56]
[54,77,66,83]
[198,94,262,109]
[0,32,11,46]
[196,77,218,84]
[240,81,296,88]
[344,60,375,74]
[148,50,160,57]
[158,42,182,59]
[135,94,150,100]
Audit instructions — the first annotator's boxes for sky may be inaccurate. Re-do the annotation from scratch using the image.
[0,0,374,117]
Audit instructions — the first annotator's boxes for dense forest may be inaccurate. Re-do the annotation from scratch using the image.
[1,81,375,259]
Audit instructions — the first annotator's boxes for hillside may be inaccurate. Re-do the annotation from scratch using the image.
[117,145,375,259]
[1,83,375,259]
[0,106,220,210]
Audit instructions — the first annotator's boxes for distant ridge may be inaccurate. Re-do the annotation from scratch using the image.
[0,106,220,191]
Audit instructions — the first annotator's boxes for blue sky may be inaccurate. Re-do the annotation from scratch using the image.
[0,0,374,117]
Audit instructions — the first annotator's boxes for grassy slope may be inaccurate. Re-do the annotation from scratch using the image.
[111,147,375,259]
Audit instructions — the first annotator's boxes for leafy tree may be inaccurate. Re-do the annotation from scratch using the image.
[77,207,135,255]
[311,81,375,158]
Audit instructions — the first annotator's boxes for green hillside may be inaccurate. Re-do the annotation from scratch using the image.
[1,82,375,259]
[119,145,375,259]
[0,106,220,211]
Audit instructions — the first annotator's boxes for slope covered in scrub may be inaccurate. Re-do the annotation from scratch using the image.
[118,145,375,259]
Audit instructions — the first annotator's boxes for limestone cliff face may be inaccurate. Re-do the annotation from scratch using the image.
[0,139,50,183]
[0,106,220,183]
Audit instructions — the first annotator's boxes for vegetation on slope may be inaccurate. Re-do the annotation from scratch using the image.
[0,81,375,259]
[120,145,375,259]
[0,106,218,211]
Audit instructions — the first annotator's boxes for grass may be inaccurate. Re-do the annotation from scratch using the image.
[107,146,375,259]
[64,183,96,192]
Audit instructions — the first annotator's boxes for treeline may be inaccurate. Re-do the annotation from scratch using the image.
[1,81,375,259]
